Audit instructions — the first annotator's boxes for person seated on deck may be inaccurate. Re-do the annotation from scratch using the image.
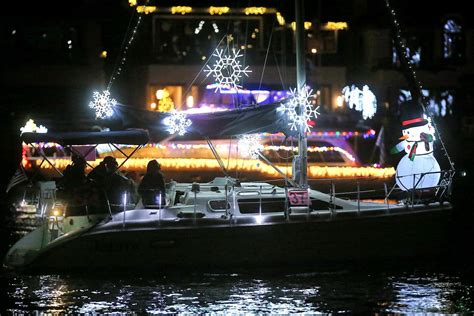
[56,154,89,215]
[88,156,133,212]
[58,154,87,195]
[138,159,166,208]
[87,158,108,183]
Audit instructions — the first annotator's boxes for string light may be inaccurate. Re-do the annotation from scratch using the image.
[29,157,395,179]
[107,0,149,91]
[26,141,361,163]
[244,7,267,15]
[276,12,285,26]
[135,6,156,14]
[209,6,229,15]
[89,1,149,119]
[194,20,205,34]
[171,6,192,15]
[290,21,313,31]
[321,22,348,31]
[20,119,48,134]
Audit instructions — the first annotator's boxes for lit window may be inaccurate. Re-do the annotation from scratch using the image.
[443,19,463,60]
[392,37,421,68]
[398,89,454,117]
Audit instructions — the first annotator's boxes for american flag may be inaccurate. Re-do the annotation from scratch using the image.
[6,166,28,193]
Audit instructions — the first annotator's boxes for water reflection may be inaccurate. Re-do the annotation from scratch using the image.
[1,270,473,314]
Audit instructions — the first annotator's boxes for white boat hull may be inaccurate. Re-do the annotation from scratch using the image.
[7,203,452,272]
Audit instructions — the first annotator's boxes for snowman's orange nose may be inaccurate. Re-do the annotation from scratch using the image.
[399,135,409,140]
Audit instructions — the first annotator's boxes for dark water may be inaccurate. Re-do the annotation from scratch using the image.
[1,175,473,314]
[1,267,473,314]
[1,214,474,314]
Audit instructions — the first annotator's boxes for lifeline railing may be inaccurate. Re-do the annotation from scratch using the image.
[39,169,454,234]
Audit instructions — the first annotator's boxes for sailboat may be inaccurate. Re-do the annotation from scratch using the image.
[3,0,454,272]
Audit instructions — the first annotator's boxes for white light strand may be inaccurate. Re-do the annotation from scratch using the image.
[88,90,117,119]
[107,2,148,91]
[238,134,264,159]
[342,85,377,120]
[164,111,192,136]
[279,85,320,132]
[204,48,251,92]
[386,1,423,92]
[194,20,205,34]
[20,119,48,134]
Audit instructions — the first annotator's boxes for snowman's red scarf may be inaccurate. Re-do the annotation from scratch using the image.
[408,132,434,161]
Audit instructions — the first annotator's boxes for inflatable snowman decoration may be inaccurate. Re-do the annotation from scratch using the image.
[391,102,440,191]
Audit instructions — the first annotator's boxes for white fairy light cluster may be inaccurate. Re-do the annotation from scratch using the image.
[107,4,147,90]
[205,48,251,92]
[20,119,48,134]
[238,134,264,159]
[194,20,205,34]
[342,85,377,120]
[385,0,423,94]
[164,111,192,136]
[89,2,148,119]
[88,90,117,119]
[280,85,320,132]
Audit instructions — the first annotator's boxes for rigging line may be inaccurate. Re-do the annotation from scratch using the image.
[179,34,227,109]
[385,0,455,172]
[242,0,250,73]
[226,137,232,170]
[107,1,149,91]
[258,18,276,91]
[273,50,287,91]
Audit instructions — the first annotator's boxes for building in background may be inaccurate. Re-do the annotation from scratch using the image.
[1,0,472,126]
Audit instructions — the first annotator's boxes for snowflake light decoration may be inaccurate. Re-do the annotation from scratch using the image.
[88,90,117,119]
[342,85,377,120]
[279,85,320,132]
[238,134,264,159]
[205,48,251,92]
[164,111,192,136]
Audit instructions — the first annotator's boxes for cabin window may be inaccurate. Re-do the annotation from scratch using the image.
[208,200,230,212]
[238,197,342,213]
[238,198,286,214]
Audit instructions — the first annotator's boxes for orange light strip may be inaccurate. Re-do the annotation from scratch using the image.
[30,158,395,178]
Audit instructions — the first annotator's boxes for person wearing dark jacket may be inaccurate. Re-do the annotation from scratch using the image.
[88,156,132,212]
[59,154,87,192]
[138,160,166,207]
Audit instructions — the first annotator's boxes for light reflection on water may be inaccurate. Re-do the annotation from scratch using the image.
[1,270,473,314]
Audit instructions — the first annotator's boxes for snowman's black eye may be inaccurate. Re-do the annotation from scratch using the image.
[406,131,410,134]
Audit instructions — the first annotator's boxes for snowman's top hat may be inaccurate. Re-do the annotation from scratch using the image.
[399,100,428,128]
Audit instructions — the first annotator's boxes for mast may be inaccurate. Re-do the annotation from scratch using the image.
[294,0,308,188]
